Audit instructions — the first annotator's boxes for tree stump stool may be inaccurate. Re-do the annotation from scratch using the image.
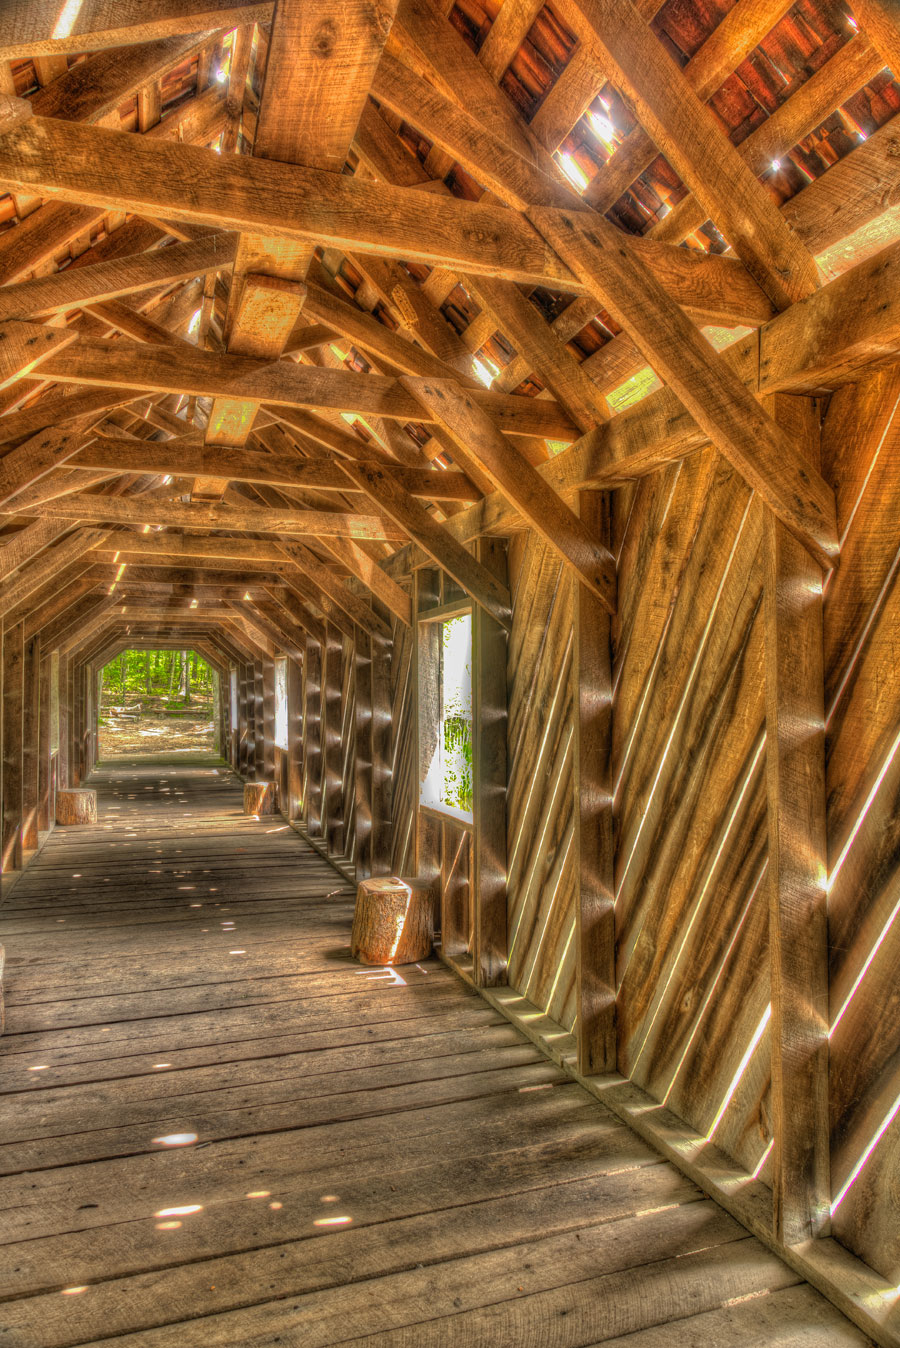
[56,788,97,825]
[244,781,277,815]
[351,876,435,966]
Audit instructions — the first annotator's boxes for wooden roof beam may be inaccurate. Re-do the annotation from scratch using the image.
[0,116,598,291]
[0,388,145,447]
[273,574,352,642]
[87,563,289,589]
[317,535,410,627]
[30,330,580,440]
[89,533,296,564]
[334,458,510,626]
[563,0,821,311]
[649,33,889,254]
[851,0,900,77]
[202,0,399,491]
[14,492,407,540]
[16,574,98,638]
[531,208,836,563]
[72,433,481,500]
[0,233,238,322]
[0,529,110,615]
[389,219,900,574]
[0,422,107,509]
[232,598,311,659]
[0,519,71,581]
[578,0,795,211]
[0,1,272,58]
[278,542,391,640]
[405,375,615,612]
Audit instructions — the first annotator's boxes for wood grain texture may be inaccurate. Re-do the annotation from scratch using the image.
[529,209,838,566]
[403,376,615,613]
[764,395,830,1247]
[0,761,856,1345]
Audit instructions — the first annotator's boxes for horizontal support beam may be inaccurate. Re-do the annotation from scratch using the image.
[0,1,273,57]
[74,435,482,500]
[32,328,579,440]
[0,233,238,321]
[90,534,299,564]
[9,493,408,540]
[386,235,900,567]
[0,117,583,291]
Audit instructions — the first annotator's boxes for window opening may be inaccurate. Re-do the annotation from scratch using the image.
[421,613,473,821]
[274,657,288,751]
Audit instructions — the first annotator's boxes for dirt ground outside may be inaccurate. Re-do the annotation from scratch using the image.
[99,713,216,758]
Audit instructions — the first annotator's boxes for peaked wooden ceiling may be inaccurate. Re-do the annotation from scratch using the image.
[0,0,899,664]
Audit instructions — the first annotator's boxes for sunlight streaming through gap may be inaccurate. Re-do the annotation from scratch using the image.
[832,1088,900,1215]
[706,1005,771,1141]
[828,723,900,895]
[831,888,900,1037]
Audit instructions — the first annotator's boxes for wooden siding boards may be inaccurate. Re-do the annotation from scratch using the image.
[612,451,772,1182]
[505,531,578,1028]
[389,609,415,878]
[823,379,900,1283]
[339,634,357,869]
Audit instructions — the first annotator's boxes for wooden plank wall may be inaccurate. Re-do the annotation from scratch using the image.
[389,610,415,878]
[9,376,900,1305]
[822,372,900,1284]
[505,530,577,1029]
[0,634,63,876]
[500,453,770,1190]
[339,635,357,872]
[613,450,770,1181]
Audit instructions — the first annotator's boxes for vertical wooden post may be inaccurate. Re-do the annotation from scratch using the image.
[2,620,25,873]
[441,820,471,962]
[413,568,441,886]
[322,625,344,855]
[67,657,77,786]
[80,664,92,779]
[765,393,830,1245]
[70,662,80,787]
[261,655,276,784]
[21,634,40,853]
[574,491,617,1074]
[286,655,303,820]
[355,628,374,880]
[253,659,265,781]
[92,666,101,769]
[37,653,51,832]
[58,652,69,789]
[303,636,323,835]
[472,537,509,988]
[245,661,256,778]
[231,665,242,771]
[238,663,250,777]
[242,661,252,777]
[370,624,393,876]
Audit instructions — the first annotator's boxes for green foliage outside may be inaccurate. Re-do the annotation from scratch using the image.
[99,649,215,722]
[441,616,473,813]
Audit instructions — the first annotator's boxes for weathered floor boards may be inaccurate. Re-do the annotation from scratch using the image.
[0,758,871,1346]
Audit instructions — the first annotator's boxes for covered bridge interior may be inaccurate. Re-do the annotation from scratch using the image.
[1,0,900,1342]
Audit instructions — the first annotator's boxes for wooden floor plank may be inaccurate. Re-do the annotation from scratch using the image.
[0,757,871,1347]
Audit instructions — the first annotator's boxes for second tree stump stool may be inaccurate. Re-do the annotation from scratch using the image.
[351,876,435,966]
[56,788,97,825]
[243,782,277,815]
